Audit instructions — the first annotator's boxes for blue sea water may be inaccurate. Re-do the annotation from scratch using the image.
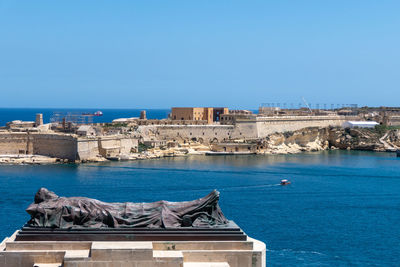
[0,108,170,126]
[0,151,399,266]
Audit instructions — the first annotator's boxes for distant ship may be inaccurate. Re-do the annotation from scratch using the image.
[82,111,103,116]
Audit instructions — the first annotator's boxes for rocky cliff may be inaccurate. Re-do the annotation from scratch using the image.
[260,126,400,154]
[261,127,330,154]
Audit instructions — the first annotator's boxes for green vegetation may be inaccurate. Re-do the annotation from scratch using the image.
[372,125,400,137]
[138,142,152,152]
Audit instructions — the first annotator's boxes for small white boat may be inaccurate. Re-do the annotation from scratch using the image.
[280,179,291,186]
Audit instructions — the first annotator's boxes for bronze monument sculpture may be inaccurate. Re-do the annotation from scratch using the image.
[26,188,229,229]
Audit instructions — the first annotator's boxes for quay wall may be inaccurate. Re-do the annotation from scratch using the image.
[0,132,138,161]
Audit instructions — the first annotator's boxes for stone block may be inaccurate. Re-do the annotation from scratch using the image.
[63,250,90,261]
[153,250,183,264]
[6,241,91,251]
[91,242,153,261]
[33,264,62,267]
[182,251,254,267]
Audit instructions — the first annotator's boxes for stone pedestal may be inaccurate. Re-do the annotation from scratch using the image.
[0,231,266,267]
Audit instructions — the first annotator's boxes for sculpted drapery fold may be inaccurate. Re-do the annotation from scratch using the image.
[26,188,229,229]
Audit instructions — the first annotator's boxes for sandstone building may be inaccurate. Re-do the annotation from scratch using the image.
[171,107,229,124]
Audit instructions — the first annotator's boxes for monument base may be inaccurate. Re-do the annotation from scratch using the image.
[1,229,266,267]
[15,221,246,242]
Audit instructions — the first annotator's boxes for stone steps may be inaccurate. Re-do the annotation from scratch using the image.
[184,262,230,267]
[1,238,265,267]
[90,242,153,261]
[5,241,91,251]
[33,264,62,267]
[63,250,90,261]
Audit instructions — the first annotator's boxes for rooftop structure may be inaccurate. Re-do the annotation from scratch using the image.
[76,125,97,137]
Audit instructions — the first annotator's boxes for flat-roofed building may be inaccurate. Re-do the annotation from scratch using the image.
[171,107,228,124]
[342,121,379,128]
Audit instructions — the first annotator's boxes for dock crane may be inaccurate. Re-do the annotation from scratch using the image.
[302,97,313,114]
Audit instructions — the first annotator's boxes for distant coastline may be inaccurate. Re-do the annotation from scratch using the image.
[0,107,399,165]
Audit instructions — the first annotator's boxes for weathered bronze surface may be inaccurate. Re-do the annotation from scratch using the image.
[26,188,229,229]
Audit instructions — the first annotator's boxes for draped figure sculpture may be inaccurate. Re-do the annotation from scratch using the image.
[26,188,229,229]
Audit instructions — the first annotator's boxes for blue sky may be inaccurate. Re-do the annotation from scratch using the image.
[0,1,399,109]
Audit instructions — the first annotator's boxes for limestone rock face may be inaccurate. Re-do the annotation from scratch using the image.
[261,127,329,154]
[327,127,387,151]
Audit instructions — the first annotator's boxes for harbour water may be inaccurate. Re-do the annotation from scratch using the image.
[0,151,399,266]
[0,108,170,126]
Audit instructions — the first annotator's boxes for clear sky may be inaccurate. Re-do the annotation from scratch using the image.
[0,0,399,109]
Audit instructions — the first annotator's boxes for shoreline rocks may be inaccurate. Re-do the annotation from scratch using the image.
[2,127,399,165]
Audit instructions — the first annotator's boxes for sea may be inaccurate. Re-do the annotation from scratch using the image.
[0,109,399,266]
[0,108,171,126]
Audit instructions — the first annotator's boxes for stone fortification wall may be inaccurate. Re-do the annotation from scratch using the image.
[254,115,352,138]
[0,133,76,159]
[0,132,138,161]
[0,133,30,154]
[31,133,77,161]
[151,125,235,144]
[76,138,99,160]
[96,136,138,158]
[150,116,354,142]
[77,136,139,159]
[389,116,400,126]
